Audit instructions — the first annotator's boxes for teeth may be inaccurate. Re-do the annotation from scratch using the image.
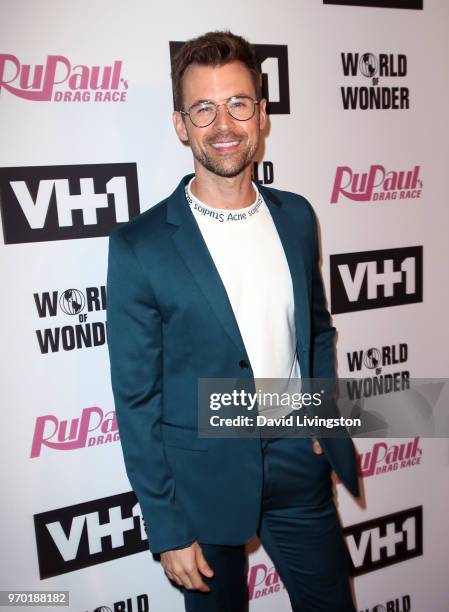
[211,141,239,149]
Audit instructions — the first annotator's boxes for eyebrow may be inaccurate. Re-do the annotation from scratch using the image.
[188,92,253,108]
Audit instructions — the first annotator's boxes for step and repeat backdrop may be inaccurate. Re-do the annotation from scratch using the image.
[1,1,449,611]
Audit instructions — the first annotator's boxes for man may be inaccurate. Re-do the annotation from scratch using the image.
[107,31,359,612]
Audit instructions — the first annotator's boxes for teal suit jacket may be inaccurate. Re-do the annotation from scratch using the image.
[106,174,360,554]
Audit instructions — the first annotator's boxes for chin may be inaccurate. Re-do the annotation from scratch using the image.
[206,157,253,179]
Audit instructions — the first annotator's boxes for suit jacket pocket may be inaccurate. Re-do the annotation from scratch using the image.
[161,421,209,451]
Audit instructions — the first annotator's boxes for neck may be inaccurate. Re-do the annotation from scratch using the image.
[190,162,256,210]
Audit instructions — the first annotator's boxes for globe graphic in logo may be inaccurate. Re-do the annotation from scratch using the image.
[372,605,386,612]
[59,289,85,315]
[93,607,112,612]
[363,347,381,370]
[359,53,378,78]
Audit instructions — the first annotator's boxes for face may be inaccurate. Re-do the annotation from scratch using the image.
[173,61,267,178]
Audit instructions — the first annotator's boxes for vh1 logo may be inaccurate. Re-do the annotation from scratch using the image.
[330,246,423,314]
[34,491,147,578]
[344,506,423,576]
[0,163,140,244]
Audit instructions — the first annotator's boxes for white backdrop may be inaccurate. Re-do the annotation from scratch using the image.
[1,1,449,611]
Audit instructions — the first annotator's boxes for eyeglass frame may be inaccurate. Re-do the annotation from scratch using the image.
[178,95,261,128]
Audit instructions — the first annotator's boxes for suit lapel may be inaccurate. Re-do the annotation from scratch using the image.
[258,184,311,351]
[168,176,249,358]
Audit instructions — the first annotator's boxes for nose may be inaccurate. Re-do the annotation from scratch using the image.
[213,103,235,130]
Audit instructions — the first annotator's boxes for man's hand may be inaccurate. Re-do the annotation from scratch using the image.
[160,541,214,592]
[312,436,323,455]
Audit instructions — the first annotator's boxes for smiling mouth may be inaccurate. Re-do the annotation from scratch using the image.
[210,140,240,151]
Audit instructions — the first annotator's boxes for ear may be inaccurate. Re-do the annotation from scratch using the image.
[258,98,267,131]
[172,110,189,143]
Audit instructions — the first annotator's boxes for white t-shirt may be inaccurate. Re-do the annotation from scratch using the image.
[186,178,301,416]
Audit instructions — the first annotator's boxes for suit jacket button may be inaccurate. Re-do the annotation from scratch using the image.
[239,360,249,369]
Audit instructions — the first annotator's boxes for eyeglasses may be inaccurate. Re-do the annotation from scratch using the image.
[179,95,260,128]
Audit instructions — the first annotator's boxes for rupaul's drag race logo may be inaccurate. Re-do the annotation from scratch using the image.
[247,562,286,601]
[30,406,119,458]
[331,164,423,204]
[0,54,128,102]
[358,438,422,478]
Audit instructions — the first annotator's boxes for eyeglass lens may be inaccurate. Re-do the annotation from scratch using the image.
[189,97,256,127]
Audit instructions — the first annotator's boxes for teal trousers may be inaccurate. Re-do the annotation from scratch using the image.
[183,437,355,612]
